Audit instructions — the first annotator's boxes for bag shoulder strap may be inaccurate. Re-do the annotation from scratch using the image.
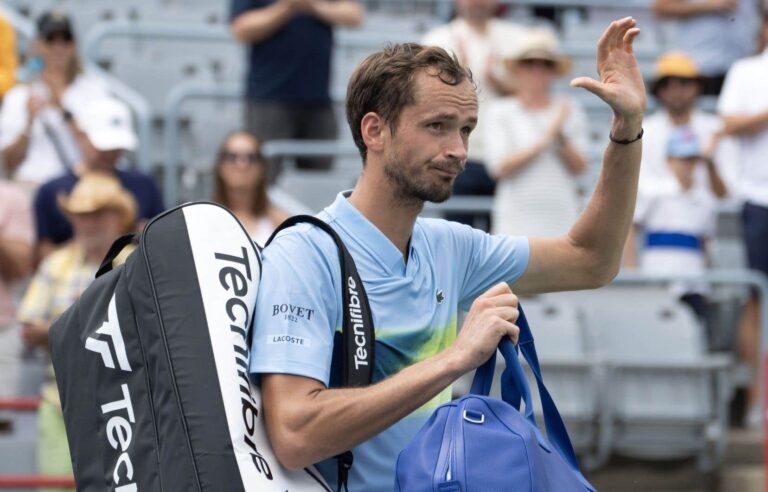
[267,215,374,492]
[266,214,375,387]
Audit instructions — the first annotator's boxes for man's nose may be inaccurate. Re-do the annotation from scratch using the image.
[445,131,468,163]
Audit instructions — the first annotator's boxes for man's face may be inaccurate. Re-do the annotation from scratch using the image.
[455,0,498,22]
[70,208,125,250]
[381,71,478,204]
[656,77,700,114]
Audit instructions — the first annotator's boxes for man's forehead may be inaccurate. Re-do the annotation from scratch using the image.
[411,72,478,115]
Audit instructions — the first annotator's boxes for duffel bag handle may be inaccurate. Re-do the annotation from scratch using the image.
[469,305,582,474]
[96,233,137,278]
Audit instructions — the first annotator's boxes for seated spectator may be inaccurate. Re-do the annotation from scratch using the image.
[17,172,137,492]
[213,130,288,245]
[0,181,34,398]
[642,52,729,197]
[485,28,589,237]
[0,11,110,186]
[653,0,760,95]
[230,0,364,178]
[422,0,525,229]
[625,128,723,326]
[34,96,164,259]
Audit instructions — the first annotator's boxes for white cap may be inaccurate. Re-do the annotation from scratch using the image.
[71,97,137,152]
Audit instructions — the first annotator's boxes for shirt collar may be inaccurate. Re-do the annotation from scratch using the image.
[323,191,410,275]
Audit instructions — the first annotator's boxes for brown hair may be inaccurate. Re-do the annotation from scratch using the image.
[213,130,269,216]
[345,43,475,161]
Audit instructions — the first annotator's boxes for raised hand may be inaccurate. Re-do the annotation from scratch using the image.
[570,18,647,128]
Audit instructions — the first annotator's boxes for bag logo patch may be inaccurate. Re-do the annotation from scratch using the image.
[85,293,132,372]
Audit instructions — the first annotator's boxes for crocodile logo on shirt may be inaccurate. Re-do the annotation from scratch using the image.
[436,289,445,304]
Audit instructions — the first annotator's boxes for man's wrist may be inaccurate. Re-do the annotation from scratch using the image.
[610,115,644,142]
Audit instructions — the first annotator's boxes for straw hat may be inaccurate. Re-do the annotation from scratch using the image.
[57,173,137,232]
[650,52,701,95]
[501,28,572,76]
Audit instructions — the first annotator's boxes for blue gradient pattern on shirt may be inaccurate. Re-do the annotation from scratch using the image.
[250,192,529,491]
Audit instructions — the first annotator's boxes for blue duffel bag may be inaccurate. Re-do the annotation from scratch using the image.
[395,306,596,491]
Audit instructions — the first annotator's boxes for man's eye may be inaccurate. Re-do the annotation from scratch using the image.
[462,126,473,136]
[428,122,444,130]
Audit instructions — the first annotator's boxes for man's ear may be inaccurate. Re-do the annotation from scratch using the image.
[360,112,388,156]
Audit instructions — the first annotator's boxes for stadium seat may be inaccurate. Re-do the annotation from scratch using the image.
[582,295,733,471]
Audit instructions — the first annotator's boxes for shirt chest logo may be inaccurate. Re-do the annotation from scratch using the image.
[272,303,315,323]
[436,289,445,304]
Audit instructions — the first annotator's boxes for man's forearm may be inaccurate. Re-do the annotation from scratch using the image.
[0,238,32,281]
[311,0,364,27]
[722,112,768,136]
[567,116,643,279]
[231,0,296,44]
[262,348,463,469]
[653,0,716,17]
[2,131,30,175]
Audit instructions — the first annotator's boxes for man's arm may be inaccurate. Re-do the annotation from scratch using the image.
[721,111,768,136]
[514,17,647,295]
[309,0,364,27]
[231,0,301,44]
[653,0,738,18]
[0,238,32,281]
[261,283,520,469]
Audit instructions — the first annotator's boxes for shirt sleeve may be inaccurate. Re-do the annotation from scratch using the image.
[451,222,530,311]
[0,186,33,243]
[249,227,341,386]
[483,100,514,175]
[33,184,56,243]
[17,259,54,324]
[717,62,746,115]
[0,85,27,148]
[230,0,260,22]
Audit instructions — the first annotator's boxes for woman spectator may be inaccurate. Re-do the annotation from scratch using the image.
[213,130,288,244]
[0,11,109,186]
[485,28,590,237]
[17,172,136,492]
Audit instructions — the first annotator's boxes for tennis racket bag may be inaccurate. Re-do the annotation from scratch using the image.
[50,202,374,491]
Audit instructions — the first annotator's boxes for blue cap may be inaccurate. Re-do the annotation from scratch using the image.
[666,126,701,159]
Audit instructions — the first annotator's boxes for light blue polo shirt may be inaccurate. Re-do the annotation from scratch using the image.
[250,192,530,491]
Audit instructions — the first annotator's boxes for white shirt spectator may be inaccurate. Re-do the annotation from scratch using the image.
[672,0,759,77]
[0,74,109,185]
[485,96,589,237]
[718,48,768,207]
[422,18,525,161]
[635,180,716,294]
[640,109,738,193]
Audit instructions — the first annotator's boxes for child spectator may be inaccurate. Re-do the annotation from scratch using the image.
[626,127,724,323]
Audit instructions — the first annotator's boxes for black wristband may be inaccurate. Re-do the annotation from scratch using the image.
[609,128,644,145]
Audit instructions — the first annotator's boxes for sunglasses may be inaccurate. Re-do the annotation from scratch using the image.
[44,32,74,44]
[221,151,263,165]
[519,58,556,70]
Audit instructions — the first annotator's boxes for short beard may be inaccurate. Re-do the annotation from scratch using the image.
[383,158,455,207]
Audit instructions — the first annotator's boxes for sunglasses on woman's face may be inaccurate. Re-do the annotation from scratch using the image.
[221,151,262,165]
[519,58,556,70]
[44,32,74,44]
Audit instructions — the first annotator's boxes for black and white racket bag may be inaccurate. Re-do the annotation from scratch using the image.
[49,202,374,491]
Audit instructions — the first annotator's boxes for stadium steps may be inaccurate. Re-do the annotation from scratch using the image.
[583,428,763,491]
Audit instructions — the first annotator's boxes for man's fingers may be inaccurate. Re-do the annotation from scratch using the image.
[477,281,511,299]
[503,320,520,345]
[622,27,641,53]
[493,306,520,323]
[570,77,604,97]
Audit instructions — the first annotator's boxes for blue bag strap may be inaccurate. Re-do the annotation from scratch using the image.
[469,305,581,474]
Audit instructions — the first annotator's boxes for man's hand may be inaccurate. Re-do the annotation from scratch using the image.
[571,17,647,137]
[447,282,519,372]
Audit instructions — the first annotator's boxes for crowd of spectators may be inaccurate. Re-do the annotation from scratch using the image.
[0,0,767,483]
